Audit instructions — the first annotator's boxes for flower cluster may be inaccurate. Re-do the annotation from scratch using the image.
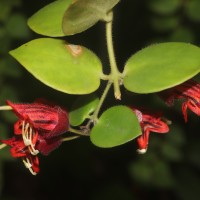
[159,80,200,122]
[0,80,199,174]
[0,99,69,175]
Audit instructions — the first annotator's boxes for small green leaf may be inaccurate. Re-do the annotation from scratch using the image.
[185,0,200,22]
[6,13,31,39]
[28,0,72,37]
[148,0,181,15]
[151,16,179,32]
[9,38,102,94]
[62,0,120,35]
[90,106,141,148]
[169,27,195,43]
[69,94,99,126]
[123,42,200,94]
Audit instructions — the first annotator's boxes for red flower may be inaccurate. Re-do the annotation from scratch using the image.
[2,136,40,175]
[159,80,200,122]
[131,107,169,154]
[1,99,69,175]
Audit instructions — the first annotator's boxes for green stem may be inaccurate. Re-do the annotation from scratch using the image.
[69,127,90,136]
[62,136,80,142]
[92,81,112,123]
[106,11,121,100]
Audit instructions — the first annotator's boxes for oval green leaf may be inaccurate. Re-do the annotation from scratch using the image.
[148,0,181,15]
[185,0,200,22]
[9,38,102,94]
[28,0,72,37]
[90,106,141,148]
[69,94,99,126]
[123,42,200,94]
[62,0,120,35]
[151,16,179,32]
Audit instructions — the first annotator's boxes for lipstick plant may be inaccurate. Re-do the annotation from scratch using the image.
[1,0,200,175]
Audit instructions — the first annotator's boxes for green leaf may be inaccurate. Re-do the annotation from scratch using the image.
[69,94,99,126]
[129,156,175,188]
[6,13,31,39]
[169,27,195,43]
[90,106,141,148]
[185,0,200,22]
[123,42,200,94]
[148,0,181,15]
[62,0,120,35]
[151,16,179,32]
[0,0,21,22]
[9,38,102,94]
[28,0,72,37]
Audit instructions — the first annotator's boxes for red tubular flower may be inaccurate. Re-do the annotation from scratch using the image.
[131,107,169,154]
[158,80,200,122]
[2,136,40,175]
[1,99,69,175]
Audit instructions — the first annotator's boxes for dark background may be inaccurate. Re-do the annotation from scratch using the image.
[1,0,200,199]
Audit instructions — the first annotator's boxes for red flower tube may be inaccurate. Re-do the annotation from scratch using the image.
[1,99,69,175]
[131,107,169,154]
[159,80,200,122]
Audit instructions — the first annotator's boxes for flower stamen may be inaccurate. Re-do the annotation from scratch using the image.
[0,143,7,150]
[22,120,39,155]
[22,157,37,176]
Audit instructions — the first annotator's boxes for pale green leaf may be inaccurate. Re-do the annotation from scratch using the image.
[123,42,200,94]
[9,38,102,94]
[28,0,72,36]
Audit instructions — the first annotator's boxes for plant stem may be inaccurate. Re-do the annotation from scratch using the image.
[62,136,80,142]
[106,11,121,100]
[69,127,90,136]
[92,81,112,123]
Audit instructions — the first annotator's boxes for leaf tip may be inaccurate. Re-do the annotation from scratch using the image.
[8,49,15,58]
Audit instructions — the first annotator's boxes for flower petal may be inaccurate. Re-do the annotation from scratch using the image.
[159,80,200,121]
[137,131,149,154]
[7,100,69,138]
[2,136,27,157]
[36,136,62,155]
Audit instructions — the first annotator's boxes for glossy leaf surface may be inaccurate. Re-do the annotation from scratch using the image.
[90,106,141,148]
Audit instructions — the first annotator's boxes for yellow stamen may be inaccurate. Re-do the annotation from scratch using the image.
[22,158,37,175]
[21,120,39,155]
[28,145,39,155]
[137,148,147,154]
[0,105,12,110]
[0,143,7,150]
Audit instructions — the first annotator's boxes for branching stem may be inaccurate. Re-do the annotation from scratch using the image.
[106,11,122,100]
[69,127,90,136]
